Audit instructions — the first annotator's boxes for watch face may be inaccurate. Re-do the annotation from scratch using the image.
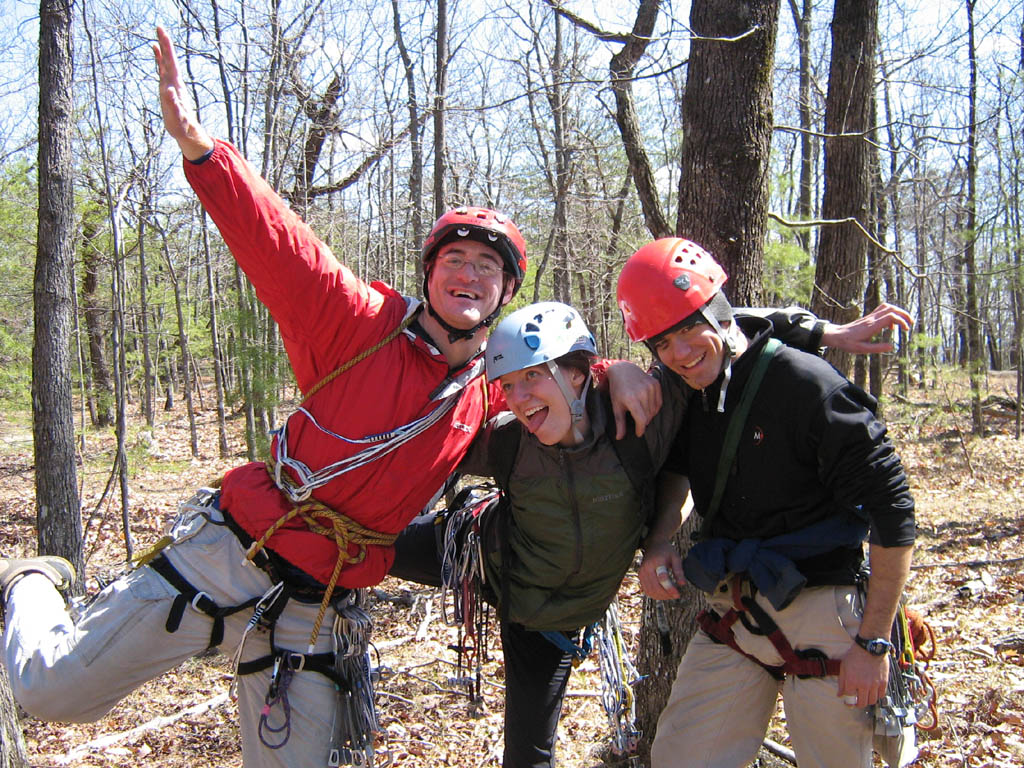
[857,635,892,656]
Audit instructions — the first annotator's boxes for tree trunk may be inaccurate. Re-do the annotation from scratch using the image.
[392,0,425,285]
[0,662,29,768]
[964,0,984,434]
[787,0,814,253]
[549,11,572,303]
[34,0,82,571]
[636,0,781,748]
[811,0,879,377]
[433,0,448,217]
[79,215,114,427]
[676,0,781,306]
[609,0,671,239]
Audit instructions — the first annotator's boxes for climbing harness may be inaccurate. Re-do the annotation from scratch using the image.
[595,600,642,761]
[697,576,842,681]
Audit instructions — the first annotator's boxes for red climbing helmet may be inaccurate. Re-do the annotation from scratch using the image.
[422,206,527,295]
[616,238,727,342]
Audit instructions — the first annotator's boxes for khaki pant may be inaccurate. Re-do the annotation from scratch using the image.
[651,584,873,768]
[4,504,349,768]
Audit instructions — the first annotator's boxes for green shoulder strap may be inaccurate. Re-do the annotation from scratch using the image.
[697,338,782,541]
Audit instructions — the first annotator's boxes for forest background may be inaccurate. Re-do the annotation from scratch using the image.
[1,0,1023,766]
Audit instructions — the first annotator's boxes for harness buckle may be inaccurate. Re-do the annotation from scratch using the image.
[191,591,213,612]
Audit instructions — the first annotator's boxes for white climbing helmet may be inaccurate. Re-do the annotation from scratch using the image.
[486,302,597,381]
[487,302,598,442]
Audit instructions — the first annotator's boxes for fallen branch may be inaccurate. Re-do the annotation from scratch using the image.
[762,737,797,765]
[57,692,230,765]
[911,556,1024,570]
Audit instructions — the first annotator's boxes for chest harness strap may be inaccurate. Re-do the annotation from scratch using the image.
[697,577,841,681]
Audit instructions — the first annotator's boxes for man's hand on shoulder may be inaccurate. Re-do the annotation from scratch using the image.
[605,361,661,439]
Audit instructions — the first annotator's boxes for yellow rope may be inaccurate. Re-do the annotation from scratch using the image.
[254,458,397,651]
[300,312,416,404]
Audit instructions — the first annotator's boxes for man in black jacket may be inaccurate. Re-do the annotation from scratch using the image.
[619,238,915,768]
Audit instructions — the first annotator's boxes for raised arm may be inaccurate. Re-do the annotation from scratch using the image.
[153,27,215,161]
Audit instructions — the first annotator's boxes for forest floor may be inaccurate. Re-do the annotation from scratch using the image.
[1,368,1022,768]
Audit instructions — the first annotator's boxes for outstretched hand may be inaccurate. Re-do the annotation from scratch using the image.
[153,27,215,161]
[822,303,913,354]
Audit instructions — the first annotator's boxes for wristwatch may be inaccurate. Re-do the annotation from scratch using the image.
[854,634,894,656]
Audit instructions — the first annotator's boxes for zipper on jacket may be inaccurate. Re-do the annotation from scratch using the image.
[560,449,584,576]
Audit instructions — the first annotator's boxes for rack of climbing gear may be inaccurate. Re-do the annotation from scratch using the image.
[438,484,501,702]
[872,603,938,768]
[327,593,388,767]
[595,599,642,763]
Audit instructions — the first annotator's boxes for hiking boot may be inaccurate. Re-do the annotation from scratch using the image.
[0,555,76,602]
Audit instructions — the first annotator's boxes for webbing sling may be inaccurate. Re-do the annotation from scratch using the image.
[697,338,781,541]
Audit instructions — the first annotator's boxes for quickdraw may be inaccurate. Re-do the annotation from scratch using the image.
[877,604,939,735]
[439,485,500,702]
[595,600,642,761]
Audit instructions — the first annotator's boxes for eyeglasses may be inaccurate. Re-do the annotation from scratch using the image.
[436,253,503,279]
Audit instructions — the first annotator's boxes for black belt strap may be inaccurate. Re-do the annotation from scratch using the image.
[151,554,260,649]
[237,650,347,690]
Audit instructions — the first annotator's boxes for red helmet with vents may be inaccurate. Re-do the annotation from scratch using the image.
[617,238,727,342]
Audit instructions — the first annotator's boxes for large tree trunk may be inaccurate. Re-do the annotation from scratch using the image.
[811,0,879,377]
[636,0,781,752]
[34,0,82,570]
[675,0,781,306]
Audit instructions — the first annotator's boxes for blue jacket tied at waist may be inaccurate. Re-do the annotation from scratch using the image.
[683,515,869,610]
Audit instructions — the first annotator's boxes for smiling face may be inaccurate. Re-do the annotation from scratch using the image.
[500,363,587,446]
[652,321,728,390]
[426,241,512,332]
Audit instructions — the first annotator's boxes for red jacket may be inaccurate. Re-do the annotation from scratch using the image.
[184,141,504,587]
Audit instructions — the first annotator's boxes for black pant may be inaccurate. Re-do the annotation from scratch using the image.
[393,513,577,767]
[389,511,444,588]
[501,621,576,768]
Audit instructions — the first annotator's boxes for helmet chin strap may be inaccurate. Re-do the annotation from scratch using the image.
[546,361,590,444]
[425,301,501,343]
[423,270,508,343]
[699,307,740,413]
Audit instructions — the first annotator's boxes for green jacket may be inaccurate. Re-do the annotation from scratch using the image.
[462,377,686,631]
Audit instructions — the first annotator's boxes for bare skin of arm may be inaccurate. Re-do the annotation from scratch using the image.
[821,303,913,354]
[605,361,664,438]
[837,543,913,707]
[153,27,215,160]
[637,471,691,600]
